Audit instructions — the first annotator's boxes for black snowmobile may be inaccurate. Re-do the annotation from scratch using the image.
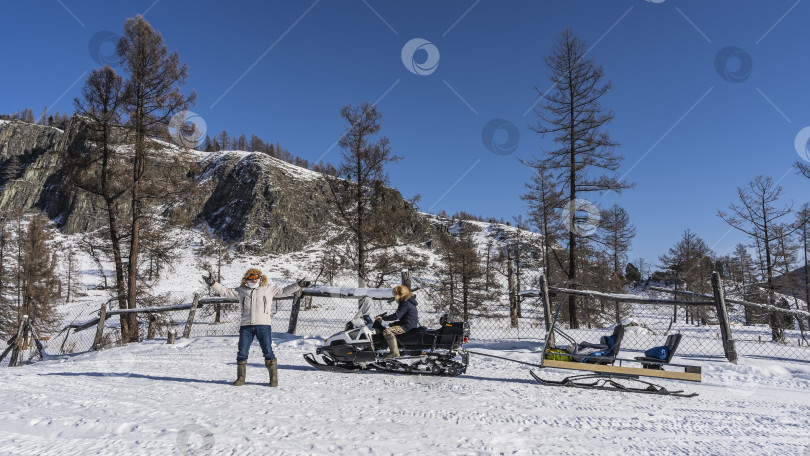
[304,297,470,376]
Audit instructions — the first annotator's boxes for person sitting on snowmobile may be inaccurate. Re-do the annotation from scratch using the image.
[375,285,419,359]
[203,268,310,387]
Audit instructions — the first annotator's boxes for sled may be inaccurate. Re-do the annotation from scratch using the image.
[530,301,702,397]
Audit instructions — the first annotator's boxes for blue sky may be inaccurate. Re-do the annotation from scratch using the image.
[1,0,808,267]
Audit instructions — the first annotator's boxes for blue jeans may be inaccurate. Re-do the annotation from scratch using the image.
[236,325,274,362]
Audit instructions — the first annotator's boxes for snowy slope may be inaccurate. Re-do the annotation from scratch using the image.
[0,335,809,455]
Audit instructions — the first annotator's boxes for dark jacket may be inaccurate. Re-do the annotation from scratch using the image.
[383,296,419,332]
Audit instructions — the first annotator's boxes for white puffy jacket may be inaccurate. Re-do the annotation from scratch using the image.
[212,281,300,326]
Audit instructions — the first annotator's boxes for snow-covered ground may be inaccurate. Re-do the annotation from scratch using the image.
[3,201,810,454]
[1,334,809,455]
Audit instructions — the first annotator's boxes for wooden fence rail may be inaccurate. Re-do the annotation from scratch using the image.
[649,286,810,320]
[57,286,401,353]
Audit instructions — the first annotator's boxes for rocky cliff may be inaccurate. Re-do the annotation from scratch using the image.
[0,118,416,254]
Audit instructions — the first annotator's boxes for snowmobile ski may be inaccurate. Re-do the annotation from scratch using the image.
[303,353,359,373]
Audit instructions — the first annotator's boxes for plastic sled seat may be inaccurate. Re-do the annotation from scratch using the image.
[575,324,624,365]
[635,333,682,369]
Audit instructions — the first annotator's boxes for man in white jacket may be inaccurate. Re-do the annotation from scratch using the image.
[204,268,308,387]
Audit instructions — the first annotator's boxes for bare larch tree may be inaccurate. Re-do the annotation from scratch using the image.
[530,29,631,328]
[116,15,195,342]
[718,175,796,341]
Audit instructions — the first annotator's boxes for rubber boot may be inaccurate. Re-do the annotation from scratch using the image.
[384,333,400,359]
[265,358,278,387]
[232,361,247,386]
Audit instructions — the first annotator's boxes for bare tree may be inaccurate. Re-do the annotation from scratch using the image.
[659,230,714,324]
[725,243,759,325]
[530,29,632,328]
[797,204,810,328]
[634,257,652,282]
[19,215,61,334]
[593,204,635,323]
[521,160,564,281]
[0,219,15,337]
[324,102,417,287]
[117,14,196,342]
[718,175,796,341]
[796,161,810,180]
[63,245,79,303]
[435,223,500,321]
[70,65,132,337]
[772,224,804,333]
[594,204,636,278]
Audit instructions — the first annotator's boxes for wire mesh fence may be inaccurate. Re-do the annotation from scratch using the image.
[3,271,810,366]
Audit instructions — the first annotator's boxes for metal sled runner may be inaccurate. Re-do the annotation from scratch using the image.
[530,300,702,398]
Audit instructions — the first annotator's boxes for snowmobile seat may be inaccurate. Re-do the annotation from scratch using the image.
[571,325,624,364]
[634,333,682,369]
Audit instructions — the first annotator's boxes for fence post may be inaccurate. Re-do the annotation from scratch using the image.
[401,270,411,289]
[183,293,201,339]
[147,314,157,339]
[712,272,738,364]
[167,329,175,344]
[539,275,555,348]
[288,290,303,334]
[507,247,518,328]
[92,301,108,351]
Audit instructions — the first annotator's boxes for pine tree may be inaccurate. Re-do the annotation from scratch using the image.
[530,29,631,328]
[202,135,213,152]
